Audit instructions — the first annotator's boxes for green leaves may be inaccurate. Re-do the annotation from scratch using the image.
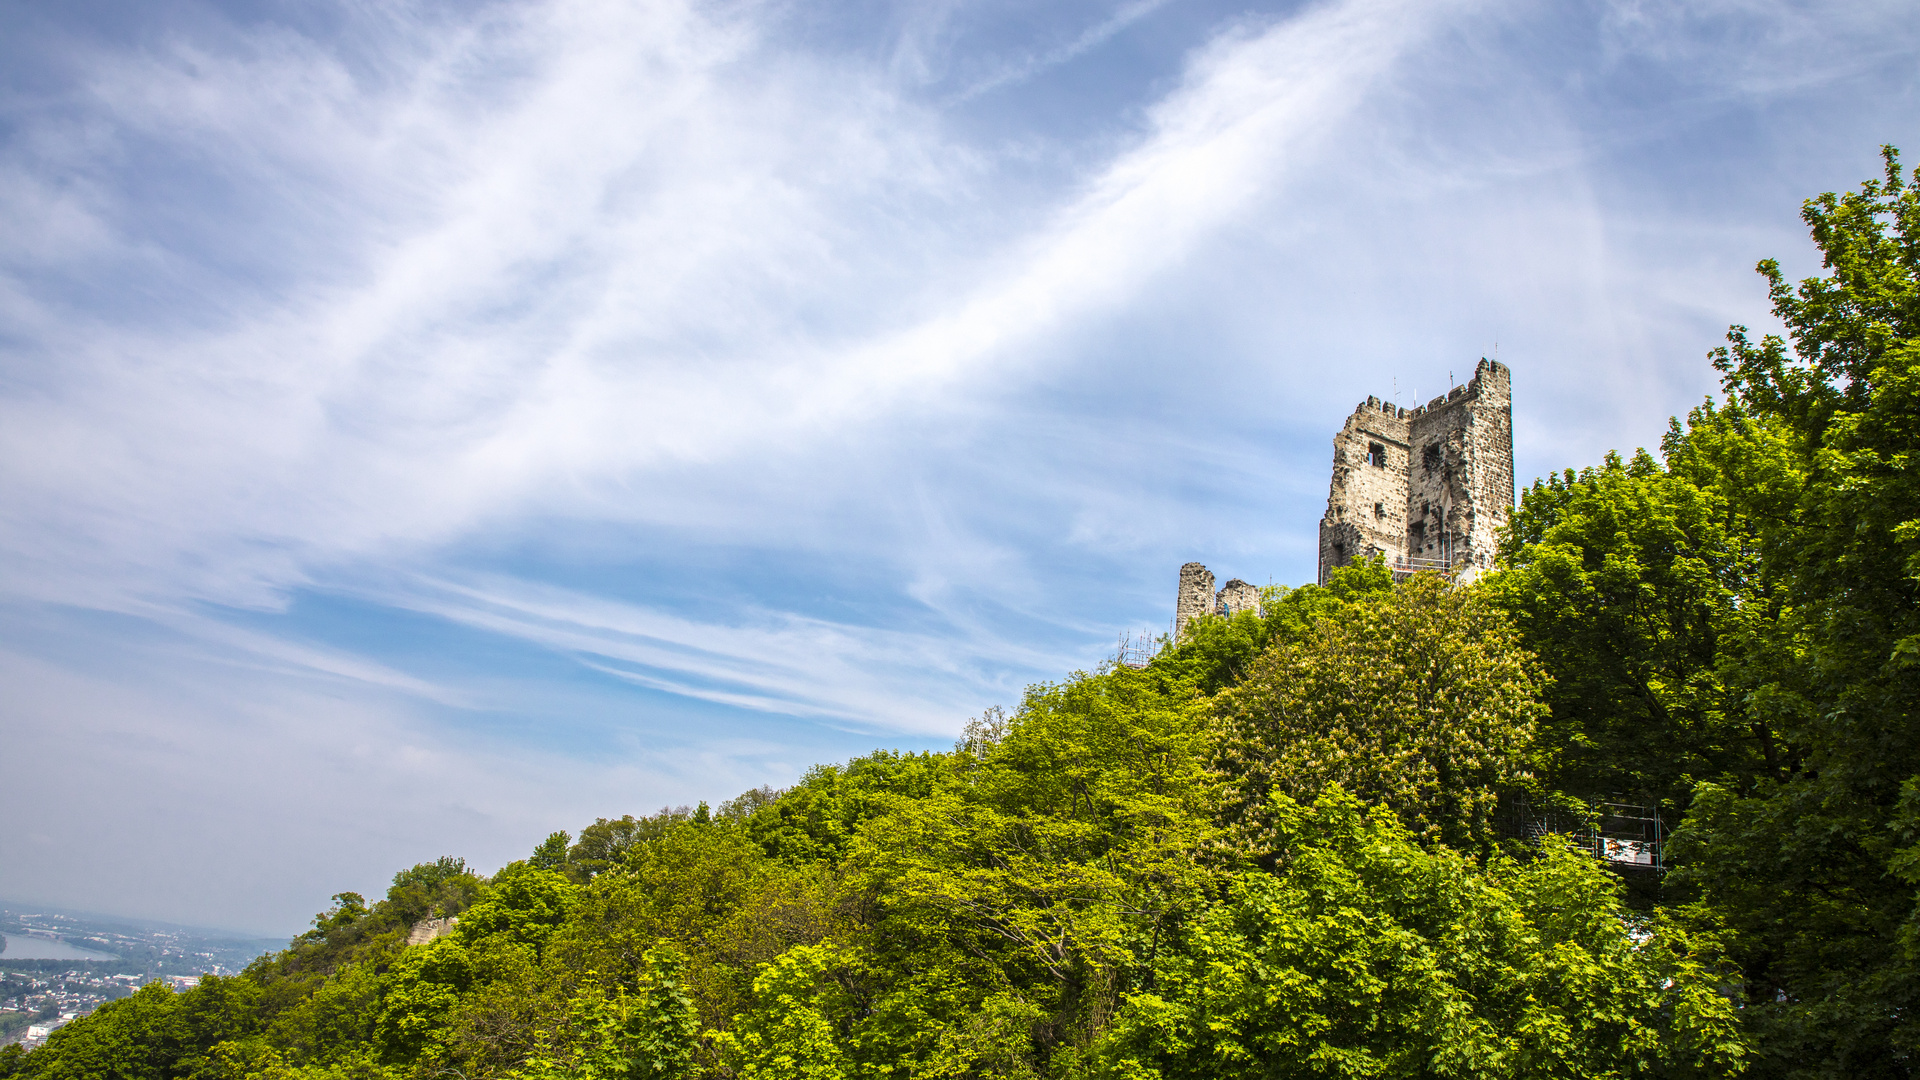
[509,946,698,1080]
[7,610,1742,1080]
[1662,148,1920,1074]
[18,983,189,1080]
[827,666,1222,1073]
[1489,432,1790,808]
[1214,572,1547,855]
[1153,559,1394,697]
[455,863,582,953]
[373,939,476,1066]
[532,832,572,873]
[709,944,857,1080]
[1099,789,1748,1080]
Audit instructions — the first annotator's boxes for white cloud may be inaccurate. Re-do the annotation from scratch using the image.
[1,0,1916,931]
[0,0,1471,616]
[0,633,787,934]
[945,0,1181,103]
[374,570,1067,732]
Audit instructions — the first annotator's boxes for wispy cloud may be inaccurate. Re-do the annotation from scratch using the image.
[1,0,1914,931]
[0,0,1467,617]
[374,571,1069,731]
[945,0,1181,104]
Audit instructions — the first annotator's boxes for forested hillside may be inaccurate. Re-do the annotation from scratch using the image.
[4,149,1914,1080]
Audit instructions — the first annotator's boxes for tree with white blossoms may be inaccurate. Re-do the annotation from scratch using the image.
[1211,571,1549,858]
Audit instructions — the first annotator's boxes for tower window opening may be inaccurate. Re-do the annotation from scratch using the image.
[1423,443,1442,471]
[1368,442,1386,467]
[1374,501,1385,517]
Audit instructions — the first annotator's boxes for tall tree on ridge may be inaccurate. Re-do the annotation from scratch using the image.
[1673,146,1920,1077]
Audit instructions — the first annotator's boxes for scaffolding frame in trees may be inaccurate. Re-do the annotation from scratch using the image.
[1590,801,1665,871]
[1497,793,1667,874]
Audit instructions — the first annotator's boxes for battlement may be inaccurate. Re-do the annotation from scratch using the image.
[1318,359,1512,583]
[1352,358,1507,421]
[1172,359,1513,638]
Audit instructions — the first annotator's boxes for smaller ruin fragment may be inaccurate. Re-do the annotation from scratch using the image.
[1173,563,1264,638]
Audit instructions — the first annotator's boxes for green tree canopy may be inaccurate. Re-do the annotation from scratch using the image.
[1671,146,1920,1077]
[1488,436,1789,812]
[1213,571,1548,855]
[1099,788,1748,1080]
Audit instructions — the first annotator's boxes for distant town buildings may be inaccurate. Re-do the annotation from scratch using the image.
[2,970,144,1048]
[2,905,274,1050]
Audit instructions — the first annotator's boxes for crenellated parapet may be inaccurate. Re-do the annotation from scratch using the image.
[1172,359,1514,637]
[1317,359,1512,583]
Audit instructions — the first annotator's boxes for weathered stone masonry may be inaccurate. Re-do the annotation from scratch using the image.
[1173,359,1512,637]
[1317,359,1512,583]
[1173,563,1263,639]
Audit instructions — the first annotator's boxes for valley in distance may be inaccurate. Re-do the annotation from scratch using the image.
[0,903,281,1048]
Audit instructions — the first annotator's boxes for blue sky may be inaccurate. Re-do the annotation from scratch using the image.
[1,0,1915,936]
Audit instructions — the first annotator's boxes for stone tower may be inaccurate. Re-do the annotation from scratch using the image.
[1174,563,1214,639]
[1173,563,1264,639]
[1317,359,1512,583]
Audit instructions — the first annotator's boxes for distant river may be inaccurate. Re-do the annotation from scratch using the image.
[0,933,119,960]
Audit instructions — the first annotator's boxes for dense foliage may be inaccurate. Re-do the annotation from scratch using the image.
[1214,572,1546,856]
[6,149,1915,1080]
[1669,148,1920,1076]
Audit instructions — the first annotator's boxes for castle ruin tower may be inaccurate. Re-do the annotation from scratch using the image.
[1317,359,1512,584]
[1174,562,1215,639]
[1173,567,1262,639]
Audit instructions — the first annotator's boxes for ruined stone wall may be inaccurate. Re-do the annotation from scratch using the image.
[406,916,459,947]
[1463,360,1514,575]
[1177,360,1512,632]
[1317,397,1412,584]
[1317,359,1512,583]
[1403,360,1511,576]
[1172,568,1262,639]
[1175,562,1215,638]
[1216,578,1260,616]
